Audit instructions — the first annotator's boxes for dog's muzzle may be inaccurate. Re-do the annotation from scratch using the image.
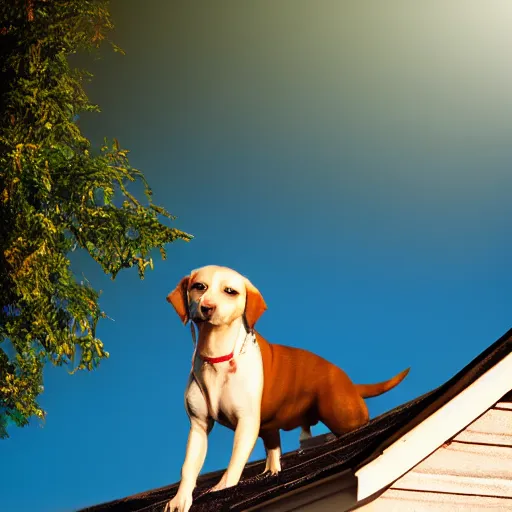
[189,300,213,322]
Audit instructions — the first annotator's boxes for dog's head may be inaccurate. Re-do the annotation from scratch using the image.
[167,265,267,330]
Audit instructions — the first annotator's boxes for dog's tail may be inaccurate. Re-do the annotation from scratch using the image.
[355,368,410,398]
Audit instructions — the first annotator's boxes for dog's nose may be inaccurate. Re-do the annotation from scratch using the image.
[201,305,215,317]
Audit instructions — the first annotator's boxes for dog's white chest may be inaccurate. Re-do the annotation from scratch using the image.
[191,333,263,428]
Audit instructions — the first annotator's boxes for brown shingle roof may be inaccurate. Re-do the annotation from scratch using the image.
[79,327,512,512]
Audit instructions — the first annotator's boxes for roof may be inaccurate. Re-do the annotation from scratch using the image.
[79,327,512,512]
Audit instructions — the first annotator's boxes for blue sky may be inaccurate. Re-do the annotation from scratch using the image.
[2,1,512,511]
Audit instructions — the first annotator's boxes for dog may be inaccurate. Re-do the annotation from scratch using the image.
[164,265,409,512]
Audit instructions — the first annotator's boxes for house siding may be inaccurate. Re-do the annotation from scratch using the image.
[358,489,512,511]
[357,396,512,511]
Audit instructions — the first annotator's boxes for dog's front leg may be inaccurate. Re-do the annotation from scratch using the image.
[210,415,260,491]
[165,373,213,512]
[164,418,210,512]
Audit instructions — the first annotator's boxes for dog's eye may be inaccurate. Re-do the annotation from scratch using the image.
[191,282,207,291]
[224,287,239,296]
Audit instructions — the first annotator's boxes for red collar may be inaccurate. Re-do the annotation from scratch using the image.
[201,350,235,364]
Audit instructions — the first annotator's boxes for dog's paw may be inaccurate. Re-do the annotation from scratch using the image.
[208,473,240,494]
[263,460,281,476]
[257,468,281,479]
[163,492,193,512]
[208,481,228,493]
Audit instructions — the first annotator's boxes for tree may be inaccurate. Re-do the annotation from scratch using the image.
[0,0,192,438]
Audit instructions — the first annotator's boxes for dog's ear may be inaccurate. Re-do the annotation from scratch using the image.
[167,276,190,324]
[244,278,267,330]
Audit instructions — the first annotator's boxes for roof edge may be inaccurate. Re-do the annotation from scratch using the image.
[355,349,512,501]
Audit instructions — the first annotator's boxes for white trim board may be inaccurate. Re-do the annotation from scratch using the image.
[355,351,512,502]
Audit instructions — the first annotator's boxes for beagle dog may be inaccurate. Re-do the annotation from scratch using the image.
[164,265,409,512]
